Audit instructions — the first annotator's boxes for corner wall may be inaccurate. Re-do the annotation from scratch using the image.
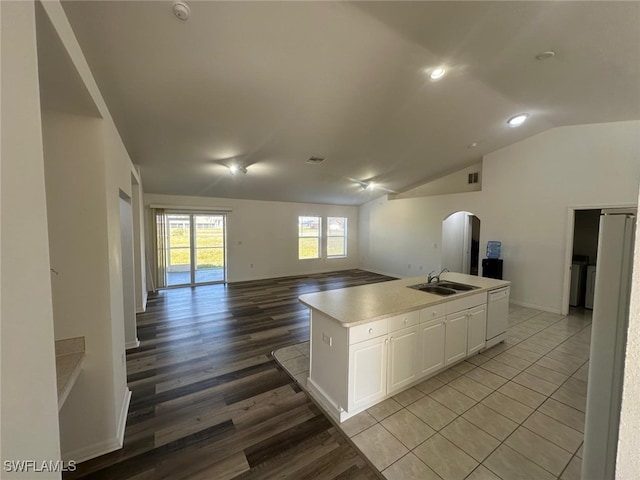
[143,194,359,283]
[1,1,61,477]
[359,121,640,313]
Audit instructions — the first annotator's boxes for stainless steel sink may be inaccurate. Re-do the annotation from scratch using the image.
[407,280,479,296]
[436,281,479,292]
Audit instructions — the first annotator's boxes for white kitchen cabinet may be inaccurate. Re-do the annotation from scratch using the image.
[467,304,487,355]
[387,325,419,394]
[419,318,445,376]
[348,334,387,412]
[445,311,468,365]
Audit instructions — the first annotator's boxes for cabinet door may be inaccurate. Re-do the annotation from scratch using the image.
[420,319,445,377]
[348,335,387,411]
[388,326,418,395]
[467,305,487,355]
[445,312,468,365]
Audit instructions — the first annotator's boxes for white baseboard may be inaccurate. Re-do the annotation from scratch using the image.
[116,388,132,447]
[62,388,131,464]
[125,339,140,350]
[510,299,563,315]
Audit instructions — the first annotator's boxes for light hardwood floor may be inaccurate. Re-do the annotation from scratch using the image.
[65,270,394,479]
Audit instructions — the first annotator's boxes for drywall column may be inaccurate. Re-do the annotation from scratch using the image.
[616,185,640,476]
[119,192,139,349]
[0,1,62,477]
[131,173,147,312]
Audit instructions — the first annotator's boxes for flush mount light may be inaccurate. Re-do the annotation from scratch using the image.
[468,142,479,149]
[306,156,325,165]
[229,164,247,175]
[172,1,191,20]
[536,50,556,61]
[507,113,529,128]
[366,182,375,191]
[429,66,447,81]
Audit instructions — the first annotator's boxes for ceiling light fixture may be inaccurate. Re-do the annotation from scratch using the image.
[306,156,325,165]
[468,142,479,149]
[507,113,529,128]
[229,164,247,175]
[429,66,447,81]
[172,2,191,20]
[535,50,556,61]
[366,182,375,191]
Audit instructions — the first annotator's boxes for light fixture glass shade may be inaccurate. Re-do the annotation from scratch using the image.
[507,113,529,127]
[430,67,446,80]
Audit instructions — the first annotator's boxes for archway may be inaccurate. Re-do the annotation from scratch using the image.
[442,211,480,275]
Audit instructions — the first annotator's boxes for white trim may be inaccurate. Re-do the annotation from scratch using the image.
[62,388,131,463]
[125,339,140,350]
[227,266,361,284]
[148,204,232,212]
[356,266,403,279]
[116,388,132,447]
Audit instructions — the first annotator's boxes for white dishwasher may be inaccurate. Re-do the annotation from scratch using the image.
[486,287,510,348]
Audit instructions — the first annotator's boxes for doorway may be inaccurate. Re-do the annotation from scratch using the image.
[442,211,481,275]
[163,212,226,286]
[119,191,138,348]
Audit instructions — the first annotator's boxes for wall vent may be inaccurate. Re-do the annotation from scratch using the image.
[306,157,325,165]
[468,172,479,184]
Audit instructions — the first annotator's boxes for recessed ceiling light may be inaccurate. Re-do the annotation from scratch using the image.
[507,113,529,128]
[468,142,479,149]
[536,50,556,61]
[429,67,447,81]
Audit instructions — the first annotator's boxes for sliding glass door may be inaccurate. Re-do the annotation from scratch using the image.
[164,212,226,286]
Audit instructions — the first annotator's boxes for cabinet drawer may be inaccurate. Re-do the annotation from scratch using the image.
[389,310,419,332]
[349,318,388,344]
[420,304,446,323]
[445,292,486,314]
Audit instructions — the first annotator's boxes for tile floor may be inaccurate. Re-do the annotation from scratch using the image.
[273,304,591,480]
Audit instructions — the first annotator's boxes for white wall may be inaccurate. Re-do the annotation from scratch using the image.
[360,120,640,313]
[391,161,482,200]
[119,193,138,349]
[131,175,147,312]
[33,0,142,463]
[617,184,640,477]
[0,1,62,477]
[144,194,359,283]
[442,211,467,273]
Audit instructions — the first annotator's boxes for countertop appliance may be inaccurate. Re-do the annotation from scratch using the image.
[583,208,636,478]
[486,286,509,348]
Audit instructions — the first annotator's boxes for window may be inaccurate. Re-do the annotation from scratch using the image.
[299,216,321,259]
[327,217,347,258]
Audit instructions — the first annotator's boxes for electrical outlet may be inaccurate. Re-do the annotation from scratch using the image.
[322,333,333,346]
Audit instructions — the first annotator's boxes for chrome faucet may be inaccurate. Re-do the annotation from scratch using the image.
[428,268,449,283]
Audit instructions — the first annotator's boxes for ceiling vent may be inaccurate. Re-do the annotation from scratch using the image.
[468,172,479,184]
[306,157,325,165]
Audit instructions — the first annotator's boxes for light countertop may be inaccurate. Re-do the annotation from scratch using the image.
[299,272,509,327]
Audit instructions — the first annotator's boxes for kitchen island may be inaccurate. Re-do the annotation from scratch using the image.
[299,272,510,422]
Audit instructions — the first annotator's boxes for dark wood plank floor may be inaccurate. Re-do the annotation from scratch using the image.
[65,269,395,480]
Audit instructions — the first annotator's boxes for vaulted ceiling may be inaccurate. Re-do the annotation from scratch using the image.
[60,1,640,205]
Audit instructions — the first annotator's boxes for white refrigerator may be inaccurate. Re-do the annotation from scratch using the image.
[583,208,636,479]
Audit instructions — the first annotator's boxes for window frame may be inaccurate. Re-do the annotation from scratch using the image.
[298,215,322,260]
[326,216,348,259]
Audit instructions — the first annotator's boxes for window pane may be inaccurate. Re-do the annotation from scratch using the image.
[299,216,320,237]
[327,236,345,257]
[299,237,319,259]
[328,217,346,235]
